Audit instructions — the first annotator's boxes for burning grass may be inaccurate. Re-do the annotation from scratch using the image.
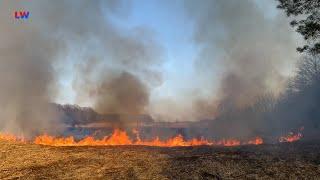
[1,129,304,148]
[279,132,303,143]
[0,128,313,179]
[33,129,264,147]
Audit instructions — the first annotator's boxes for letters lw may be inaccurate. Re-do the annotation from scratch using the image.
[14,11,30,19]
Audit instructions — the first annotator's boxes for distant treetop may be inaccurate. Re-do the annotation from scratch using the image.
[277,0,320,54]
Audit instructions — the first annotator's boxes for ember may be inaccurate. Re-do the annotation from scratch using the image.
[279,132,302,143]
[247,137,264,145]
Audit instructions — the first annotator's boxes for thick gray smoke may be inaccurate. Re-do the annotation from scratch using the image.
[66,4,163,115]
[0,0,162,136]
[147,0,299,123]
[180,0,301,138]
[186,0,298,111]
[0,0,302,138]
[94,71,149,115]
[0,1,64,137]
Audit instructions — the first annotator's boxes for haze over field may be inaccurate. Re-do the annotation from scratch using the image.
[1,0,317,139]
[1,1,320,179]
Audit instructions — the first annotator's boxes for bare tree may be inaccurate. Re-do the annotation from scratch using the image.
[289,54,320,92]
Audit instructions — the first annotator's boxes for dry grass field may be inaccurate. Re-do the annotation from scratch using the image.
[1,140,320,179]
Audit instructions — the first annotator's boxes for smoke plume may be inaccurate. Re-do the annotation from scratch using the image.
[177,0,301,138]
[94,71,149,114]
[0,0,162,135]
[0,1,63,136]
[186,0,298,110]
[0,0,302,138]
[67,7,163,116]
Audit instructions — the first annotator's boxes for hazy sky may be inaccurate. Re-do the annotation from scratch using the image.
[54,0,296,106]
[55,0,198,106]
[0,0,301,122]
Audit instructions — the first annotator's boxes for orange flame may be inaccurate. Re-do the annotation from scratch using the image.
[6,128,311,147]
[246,137,264,145]
[33,129,264,147]
[279,127,303,143]
[7,128,309,147]
[279,132,302,142]
[0,132,25,142]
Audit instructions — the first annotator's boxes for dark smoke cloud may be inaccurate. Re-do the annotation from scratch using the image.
[185,0,298,109]
[0,0,162,135]
[69,14,163,116]
[35,0,163,116]
[0,1,63,136]
[0,0,300,138]
[94,71,149,115]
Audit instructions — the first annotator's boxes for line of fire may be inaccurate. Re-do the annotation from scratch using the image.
[1,0,320,179]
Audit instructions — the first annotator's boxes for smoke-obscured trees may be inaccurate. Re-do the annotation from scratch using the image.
[206,93,277,139]
[273,54,320,138]
[277,0,320,53]
[290,55,320,92]
[276,0,320,138]
[211,1,320,140]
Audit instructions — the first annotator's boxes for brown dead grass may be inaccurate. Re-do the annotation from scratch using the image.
[0,140,320,179]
